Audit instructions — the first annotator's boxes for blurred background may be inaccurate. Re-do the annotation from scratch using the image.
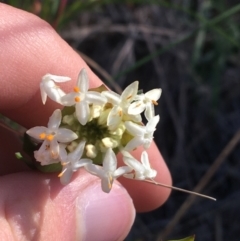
[1,0,240,240]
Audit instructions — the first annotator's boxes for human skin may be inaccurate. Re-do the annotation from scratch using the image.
[0,3,172,241]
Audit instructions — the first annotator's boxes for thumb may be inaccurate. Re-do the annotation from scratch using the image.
[0,171,135,241]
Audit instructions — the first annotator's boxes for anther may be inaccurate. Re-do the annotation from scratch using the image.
[73,86,80,93]
[58,168,66,177]
[75,96,81,102]
[46,134,54,141]
[152,100,158,105]
[39,133,46,140]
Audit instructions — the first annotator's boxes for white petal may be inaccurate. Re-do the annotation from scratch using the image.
[60,165,73,185]
[121,81,138,103]
[101,176,112,193]
[123,173,135,179]
[61,93,78,106]
[128,101,145,115]
[146,115,160,132]
[59,145,68,163]
[40,83,47,105]
[50,138,60,159]
[124,137,144,151]
[141,151,151,169]
[103,148,117,172]
[85,163,104,177]
[56,129,78,143]
[77,68,89,93]
[124,121,145,137]
[48,109,61,130]
[145,88,162,101]
[130,113,142,123]
[144,102,154,121]
[102,90,121,105]
[143,139,152,149]
[76,101,90,125]
[86,91,107,105]
[43,74,71,83]
[114,166,132,178]
[73,159,92,171]
[68,141,86,161]
[123,156,145,173]
[41,79,63,104]
[107,106,122,130]
[26,127,48,140]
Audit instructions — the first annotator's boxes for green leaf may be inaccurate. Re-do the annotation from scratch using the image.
[35,162,62,173]
[89,84,108,93]
[168,235,195,241]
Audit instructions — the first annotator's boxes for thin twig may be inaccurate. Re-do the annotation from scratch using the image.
[61,24,176,40]
[144,179,216,201]
[157,129,240,240]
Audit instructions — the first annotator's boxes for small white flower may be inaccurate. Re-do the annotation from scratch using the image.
[128,88,162,121]
[85,148,132,193]
[122,150,157,180]
[27,109,78,162]
[40,74,71,104]
[124,115,160,151]
[102,81,141,130]
[61,69,107,125]
[58,141,92,185]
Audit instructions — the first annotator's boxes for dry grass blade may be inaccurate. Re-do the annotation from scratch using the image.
[77,51,122,94]
[157,129,240,240]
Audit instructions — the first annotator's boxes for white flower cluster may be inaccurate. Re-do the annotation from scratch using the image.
[27,69,162,193]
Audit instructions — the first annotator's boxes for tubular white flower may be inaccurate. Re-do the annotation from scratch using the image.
[58,141,92,185]
[26,109,78,162]
[40,74,71,105]
[128,88,162,121]
[85,148,132,193]
[61,69,107,125]
[122,150,157,180]
[102,81,141,130]
[124,115,160,151]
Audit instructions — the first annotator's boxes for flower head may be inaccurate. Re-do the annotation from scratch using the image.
[122,150,157,180]
[124,115,160,151]
[40,74,71,104]
[26,109,78,163]
[61,69,107,125]
[85,148,132,193]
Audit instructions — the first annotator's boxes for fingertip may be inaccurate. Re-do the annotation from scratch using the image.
[0,3,101,127]
[0,170,135,241]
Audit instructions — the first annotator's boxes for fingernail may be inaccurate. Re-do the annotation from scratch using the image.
[76,182,135,241]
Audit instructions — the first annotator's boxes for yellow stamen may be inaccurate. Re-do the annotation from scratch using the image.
[118,110,122,117]
[62,162,70,166]
[75,96,81,102]
[152,100,158,105]
[39,133,46,140]
[58,169,66,178]
[135,103,141,108]
[108,175,113,189]
[46,134,54,141]
[126,95,132,100]
[73,86,80,93]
